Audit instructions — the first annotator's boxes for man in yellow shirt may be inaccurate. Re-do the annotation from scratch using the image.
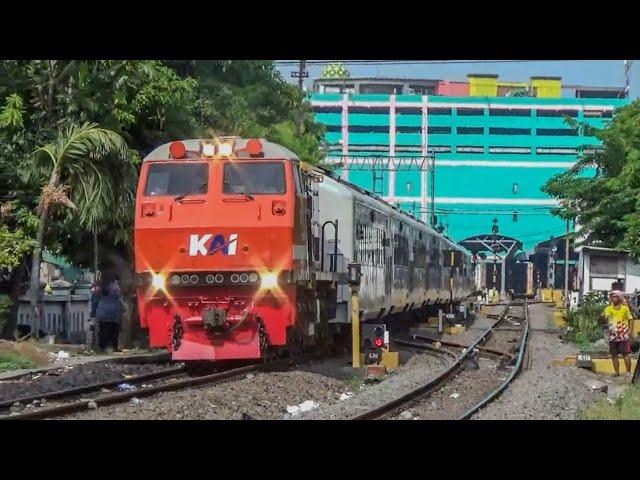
[602,290,634,377]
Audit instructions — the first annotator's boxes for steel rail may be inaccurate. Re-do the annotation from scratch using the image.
[457,300,529,420]
[2,360,292,420]
[0,364,187,409]
[401,334,516,361]
[351,301,513,420]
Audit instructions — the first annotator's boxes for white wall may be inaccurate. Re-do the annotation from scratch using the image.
[579,249,640,295]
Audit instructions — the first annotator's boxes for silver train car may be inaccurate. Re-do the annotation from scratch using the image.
[311,167,475,326]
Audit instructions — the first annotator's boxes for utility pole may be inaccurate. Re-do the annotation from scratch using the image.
[564,218,570,315]
[430,155,436,228]
[93,230,99,282]
[291,60,308,135]
[624,60,633,98]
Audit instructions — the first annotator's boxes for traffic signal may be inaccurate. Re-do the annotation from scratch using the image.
[362,324,387,352]
[374,326,384,348]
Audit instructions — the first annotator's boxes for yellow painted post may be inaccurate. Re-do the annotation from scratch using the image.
[351,286,360,369]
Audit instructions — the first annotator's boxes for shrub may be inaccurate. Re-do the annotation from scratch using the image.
[566,303,605,347]
[0,294,10,332]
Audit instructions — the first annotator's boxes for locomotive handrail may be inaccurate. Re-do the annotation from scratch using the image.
[321,220,339,272]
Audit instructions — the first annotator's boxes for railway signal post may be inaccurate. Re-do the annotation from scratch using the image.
[348,263,362,368]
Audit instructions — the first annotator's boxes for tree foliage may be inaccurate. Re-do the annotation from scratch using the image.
[0,60,324,272]
[543,100,640,256]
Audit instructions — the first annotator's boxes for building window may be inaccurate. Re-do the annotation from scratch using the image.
[313,106,342,114]
[396,107,422,115]
[536,128,579,136]
[536,109,579,117]
[350,125,389,133]
[409,85,435,95]
[396,126,421,134]
[512,183,519,194]
[489,127,531,135]
[457,127,484,135]
[513,211,518,222]
[489,108,531,116]
[536,147,578,155]
[428,108,452,115]
[456,146,484,153]
[427,126,452,134]
[350,106,390,114]
[427,145,452,153]
[583,110,613,119]
[457,108,485,116]
[360,83,404,94]
[489,146,531,154]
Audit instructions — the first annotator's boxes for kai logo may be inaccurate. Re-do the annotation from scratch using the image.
[189,233,238,256]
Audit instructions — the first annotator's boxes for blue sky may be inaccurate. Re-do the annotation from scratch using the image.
[276,60,639,98]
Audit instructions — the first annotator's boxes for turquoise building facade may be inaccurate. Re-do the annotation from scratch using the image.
[310,85,628,251]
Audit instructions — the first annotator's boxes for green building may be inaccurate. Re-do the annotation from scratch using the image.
[310,73,629,250]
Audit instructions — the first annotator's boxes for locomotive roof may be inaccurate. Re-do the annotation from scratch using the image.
[143,138,300,162]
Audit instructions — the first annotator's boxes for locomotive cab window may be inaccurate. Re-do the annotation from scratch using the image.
[223,162,286,194]
[145,163,208,196]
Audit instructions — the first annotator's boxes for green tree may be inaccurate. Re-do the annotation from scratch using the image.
[165,60,325,163]
[543,101,640,255]
[25,122,135,335]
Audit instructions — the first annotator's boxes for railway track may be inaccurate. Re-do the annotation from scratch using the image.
[1,358,296,420]
[352,301,529,420]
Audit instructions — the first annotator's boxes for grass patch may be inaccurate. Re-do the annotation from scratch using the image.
[0,339,50,373]
[579,384,640,420]
[0,351,37,373]
[344,375,365,391]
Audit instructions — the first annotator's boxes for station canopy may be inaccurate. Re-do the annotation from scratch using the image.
[459,234,523,256]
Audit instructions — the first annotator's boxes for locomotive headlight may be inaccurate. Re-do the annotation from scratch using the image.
[218,142,234,157]
[151,273,166,290]
[260,271,278,290]
[201,142,215,157]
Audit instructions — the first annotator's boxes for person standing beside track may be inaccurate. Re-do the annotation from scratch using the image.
[90,271,124,353]
[602,290,635,377]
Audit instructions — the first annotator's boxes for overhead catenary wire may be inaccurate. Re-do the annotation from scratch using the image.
[275,60,572,67]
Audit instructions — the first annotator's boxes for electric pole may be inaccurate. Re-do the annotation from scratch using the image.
[624,60,633,98]
[430,155,436,228]
[565,218,570,315]
[291,60,308,135]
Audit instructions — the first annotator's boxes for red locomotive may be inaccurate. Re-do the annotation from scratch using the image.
[135,137,474,362]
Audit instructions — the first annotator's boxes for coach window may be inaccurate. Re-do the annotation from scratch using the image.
[223,162,286,194]
[145,163,208,196]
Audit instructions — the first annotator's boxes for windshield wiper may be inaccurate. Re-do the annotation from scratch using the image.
[238,192,254,201]
[174,182,207,202]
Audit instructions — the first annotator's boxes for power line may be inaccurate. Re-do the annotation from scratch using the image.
[275,59,571,67]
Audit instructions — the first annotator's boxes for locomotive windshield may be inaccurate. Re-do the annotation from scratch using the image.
[223,162,285,195]
[145,163,209,196]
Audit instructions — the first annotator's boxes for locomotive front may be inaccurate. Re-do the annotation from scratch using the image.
[134,138,299,361]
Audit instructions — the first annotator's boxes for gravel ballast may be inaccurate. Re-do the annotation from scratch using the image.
[473,303,608,420]
[68,370,350,420]
[0,363,176,403]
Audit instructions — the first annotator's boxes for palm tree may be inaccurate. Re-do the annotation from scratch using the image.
[26,122,136,338]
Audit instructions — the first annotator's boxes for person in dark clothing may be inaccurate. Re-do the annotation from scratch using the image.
[90,272,124,352]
